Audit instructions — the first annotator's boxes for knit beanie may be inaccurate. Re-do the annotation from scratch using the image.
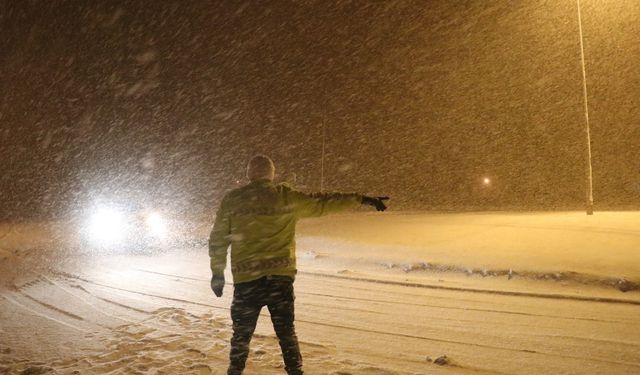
[247,155,275,181]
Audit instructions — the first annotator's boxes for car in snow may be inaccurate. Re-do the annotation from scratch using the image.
[81,203,173,253]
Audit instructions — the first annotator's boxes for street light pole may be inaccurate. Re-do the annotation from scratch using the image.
[320,113,326,193]
[576,0,595,215]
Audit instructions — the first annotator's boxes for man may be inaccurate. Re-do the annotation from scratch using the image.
[209,155,388,375]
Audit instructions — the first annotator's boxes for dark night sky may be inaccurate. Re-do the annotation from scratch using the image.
[0,0,639,219]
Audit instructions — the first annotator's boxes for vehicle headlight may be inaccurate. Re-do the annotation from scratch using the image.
[145,211,167,238]
[88,207,126,243]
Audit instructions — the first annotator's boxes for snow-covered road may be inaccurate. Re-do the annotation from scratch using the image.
[2,250,640,374]
[1,212,640,374]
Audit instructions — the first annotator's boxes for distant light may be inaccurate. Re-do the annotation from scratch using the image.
[88,207,126,243]
[483,177,491,185]
[146,211,167,238]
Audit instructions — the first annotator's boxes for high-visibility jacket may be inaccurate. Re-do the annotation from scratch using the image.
[209,179,362,284]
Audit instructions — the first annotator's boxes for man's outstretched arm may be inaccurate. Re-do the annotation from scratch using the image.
[208,200,230,297]
[286,187,388,218]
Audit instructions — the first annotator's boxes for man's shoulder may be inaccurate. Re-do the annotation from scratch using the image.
[277,182,294,192]
[222,182,300,203]
[222,185,251,202]
[222,181,284,200]
[276,183,313,200]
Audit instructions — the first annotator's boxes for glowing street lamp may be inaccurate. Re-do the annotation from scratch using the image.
[576,0,595,215]
[483,177,491,186]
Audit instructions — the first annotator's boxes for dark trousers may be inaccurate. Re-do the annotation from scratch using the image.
[228,275,303,375]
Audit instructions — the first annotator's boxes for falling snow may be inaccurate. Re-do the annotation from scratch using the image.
[1,1,639,374]
[1,1,639,221]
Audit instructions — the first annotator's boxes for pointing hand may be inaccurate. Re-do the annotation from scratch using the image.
[361,196,389,212]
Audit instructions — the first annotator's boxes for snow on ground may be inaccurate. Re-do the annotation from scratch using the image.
[297,211,640,290]
[1,212,639,374]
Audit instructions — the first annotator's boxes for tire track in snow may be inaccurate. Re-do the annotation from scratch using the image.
[532,333,640,349]
[30,273,187,337]
[53,270,640,369]
[303,301,386,316]
[91,294,152,315]
[299,290,620,324]
[18,292,85,321]
[301,271,640,306]
[56,270,227,310]
[294,318,640,370]
[10,272,233,365]
[126,269,580,331]
[131,267,629,323]
[35,272,152,315]
[0,294,89,333]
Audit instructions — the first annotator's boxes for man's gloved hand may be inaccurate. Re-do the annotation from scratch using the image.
[361,196,389,212]
[211,275,225,297]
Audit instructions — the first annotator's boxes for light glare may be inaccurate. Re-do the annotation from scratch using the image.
[146,212,167,238]
[89,207,126,243]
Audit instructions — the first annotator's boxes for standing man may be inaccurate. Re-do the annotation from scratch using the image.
[209,155,388,375]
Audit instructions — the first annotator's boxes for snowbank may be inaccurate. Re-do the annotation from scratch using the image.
[297,211,640,290]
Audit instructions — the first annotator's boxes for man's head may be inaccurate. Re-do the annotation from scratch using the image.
[247,155,275,181]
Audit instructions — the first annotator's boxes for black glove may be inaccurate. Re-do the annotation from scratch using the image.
[361,196,389,211]
[211,275,225,297]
